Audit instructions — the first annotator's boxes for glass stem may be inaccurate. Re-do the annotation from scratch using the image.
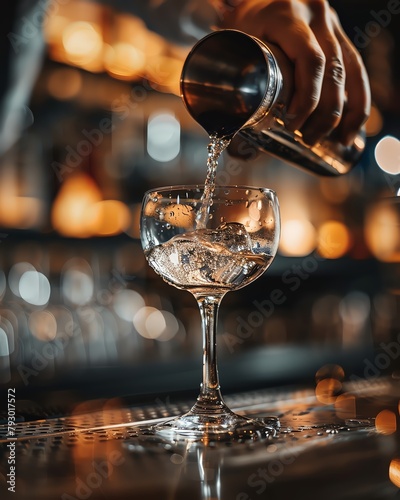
[192,293,228,414]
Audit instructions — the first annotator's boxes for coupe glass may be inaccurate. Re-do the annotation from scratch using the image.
[140,185,280,440]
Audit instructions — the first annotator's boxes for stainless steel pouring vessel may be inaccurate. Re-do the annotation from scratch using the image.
[180,29,365,176]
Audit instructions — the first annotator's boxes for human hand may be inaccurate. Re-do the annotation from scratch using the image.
[217,0,371,146]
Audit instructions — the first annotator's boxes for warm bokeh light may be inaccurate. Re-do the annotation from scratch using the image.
[279,219,317,256]
[51,173,102,238]
[133,306,179,341]
[134,306,160,340]
[365,199,400,262]
[62,21,103,66]
[315,364,345,383]
[0,195,44,229]
[315,378,342,405]
[334,393,356,420]
[374,135,400,175]
[145,309,178,342]
[354,134,365,150]
[104,43,146,79]
[29,310,58,341]
[389,459,400,488]
[44,14,70,46]
[317,220,351,259]
[86,200,131,236]
[146,55,184,95]
[376,409,397,435]
[44,3,183,91]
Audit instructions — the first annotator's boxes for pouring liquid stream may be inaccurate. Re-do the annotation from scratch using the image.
[195,134,232,229]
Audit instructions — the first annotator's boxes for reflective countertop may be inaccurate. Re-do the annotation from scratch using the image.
[1,377,400,499]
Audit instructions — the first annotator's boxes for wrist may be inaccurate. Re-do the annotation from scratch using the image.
[211,0,271,29]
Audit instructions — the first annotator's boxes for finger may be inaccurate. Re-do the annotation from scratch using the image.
[269,23,326,132]
[219,1,326,132]
[332,11,371,145]
[300,20,346,144]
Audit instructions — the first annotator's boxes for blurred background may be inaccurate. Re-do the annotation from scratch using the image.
[0,0,399,410]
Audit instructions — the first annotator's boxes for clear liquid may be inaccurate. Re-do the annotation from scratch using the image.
[147,134,272,292]
[195,134,231,229]
[146,222,273,292]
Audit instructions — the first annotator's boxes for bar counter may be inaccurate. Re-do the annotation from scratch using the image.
[1,377,399,499]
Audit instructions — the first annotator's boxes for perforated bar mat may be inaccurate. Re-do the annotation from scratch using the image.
[0,379,398,500]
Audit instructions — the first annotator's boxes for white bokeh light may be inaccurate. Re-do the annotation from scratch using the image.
[134,306,180,341]
[62,269,94,306]
[374,135,400,175]
[113,289,145,322]
[147,111,180,162]
[8,262,36,297]
[19,271,51,306]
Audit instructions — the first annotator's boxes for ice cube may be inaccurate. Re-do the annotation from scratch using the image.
[204,222,253,253]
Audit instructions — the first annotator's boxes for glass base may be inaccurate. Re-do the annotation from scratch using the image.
[140,409,280,442]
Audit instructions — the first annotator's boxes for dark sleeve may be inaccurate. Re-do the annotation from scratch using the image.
[0,0,46,156]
